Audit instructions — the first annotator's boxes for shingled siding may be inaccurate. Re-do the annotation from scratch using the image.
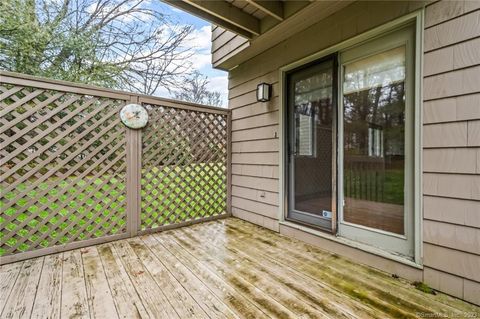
[422,1,480,305]
[211,26,249,68]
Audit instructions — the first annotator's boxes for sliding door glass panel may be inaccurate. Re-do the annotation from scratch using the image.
[287,58,335,228]
[343,46,406,235]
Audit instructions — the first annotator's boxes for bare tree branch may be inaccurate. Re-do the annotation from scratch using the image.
[174,71,223,107]
[0,0,196,94]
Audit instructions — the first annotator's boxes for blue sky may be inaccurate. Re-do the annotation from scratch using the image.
[154,2,229,105]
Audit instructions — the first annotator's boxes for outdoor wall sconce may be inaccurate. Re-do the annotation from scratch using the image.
[257,82,272,102]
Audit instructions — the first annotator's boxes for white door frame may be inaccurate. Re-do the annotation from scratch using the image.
[278,10,424,265]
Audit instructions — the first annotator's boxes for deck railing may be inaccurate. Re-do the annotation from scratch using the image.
[0,71,230,264]
[344,156,386,202]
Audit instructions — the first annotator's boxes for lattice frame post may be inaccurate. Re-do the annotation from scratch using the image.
[226,110,232,216]
[126,95,142,237]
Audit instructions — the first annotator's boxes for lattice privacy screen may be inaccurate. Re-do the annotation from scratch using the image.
[0,83,128,257]
[1,73,229,262]
[141,103,228,230]
[0,71,228,264]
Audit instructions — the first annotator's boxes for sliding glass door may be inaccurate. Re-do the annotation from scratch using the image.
[337,25,415,258]
[286,56,336,231]
[284,23,416,258]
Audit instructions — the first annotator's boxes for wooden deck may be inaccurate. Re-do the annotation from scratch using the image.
[1,218,478,319]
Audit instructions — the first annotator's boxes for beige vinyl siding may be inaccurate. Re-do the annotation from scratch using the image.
[423,94,480,123]
[231,125,278,142]
[232,139,279,153]
[231,164,279,178]
[423,196,480,228]
[225,0,479,304]
[232,152,278,165]
[423,220,480,254]
[232,186,279,206]
[423,38,480,76]
[422,1,480,305]
[424,9,480,51]
[211,26,249,68]
[423,148,477,174]
[230,72,280,230]
[232,112,279,131]
[231,175,278,193]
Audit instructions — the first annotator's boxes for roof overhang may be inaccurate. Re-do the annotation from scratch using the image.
[162,1,354,70]
[163,0,310,39]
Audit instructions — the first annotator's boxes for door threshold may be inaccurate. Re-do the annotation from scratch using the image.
[284,217,333,234]
[279,220,422,269]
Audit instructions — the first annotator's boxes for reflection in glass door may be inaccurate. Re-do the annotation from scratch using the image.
[284,23,416,258]
[286,56,336,230]
[337,24,415,258]
[343,46,406,235]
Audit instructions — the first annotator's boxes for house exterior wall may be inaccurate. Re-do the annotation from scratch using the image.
[226,0,480,304]
[211,26,249,68]
[422,1,480,305]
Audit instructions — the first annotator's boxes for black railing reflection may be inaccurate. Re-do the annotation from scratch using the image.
[344,156,386,202]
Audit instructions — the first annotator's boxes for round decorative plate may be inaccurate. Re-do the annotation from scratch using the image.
[120,104,149,129]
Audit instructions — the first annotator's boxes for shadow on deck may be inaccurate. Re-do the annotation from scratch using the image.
[1,218,478,318]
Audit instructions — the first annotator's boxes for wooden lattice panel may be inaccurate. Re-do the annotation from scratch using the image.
[141,104,228,230]
[0,83,128,256]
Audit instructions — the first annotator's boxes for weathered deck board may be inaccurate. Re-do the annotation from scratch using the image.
[111,240,180,319]
[0,260,23,313]
[219,222,428,318]
[61,250,90,319]
[1,217,479,319]
[156,232,298,319]
[223,219,480,314]
[31,254,62,319]
[127,237,209,319]
[223,219,478,314]
[82,247,119,319]
[166,230,336,319]
[141,235,239,319]
[219,219,477,316]
[1,258,44,319]
[97,244,149,319]
[176,223,378,318]
[153,233,269,318]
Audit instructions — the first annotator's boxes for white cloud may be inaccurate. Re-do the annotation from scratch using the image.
[207,75,229,106]
[183,26,229,104]
[152,24,212,71]
[207,75,228,94]
[184,26,212,70]
[153,85,171,98]
[189,53,211,71]
[185,26,212,51]
[170,7,185,14]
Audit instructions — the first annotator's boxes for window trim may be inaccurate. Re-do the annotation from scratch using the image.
[278,10,424,266]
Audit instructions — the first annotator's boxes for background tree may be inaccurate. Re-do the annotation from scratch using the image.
[174,71,223,107]
[0,0,195,95]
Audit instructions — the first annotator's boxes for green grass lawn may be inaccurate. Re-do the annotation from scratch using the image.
[0,164,226,256]
[344,169,404,205]
[140,165,227,229]
[382,169,404,204]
